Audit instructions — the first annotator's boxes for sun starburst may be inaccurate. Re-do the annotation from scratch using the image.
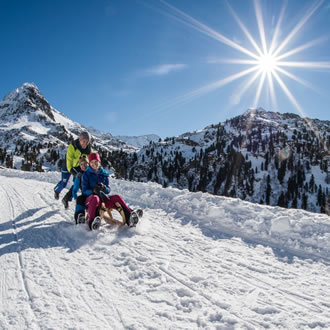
[257,53,278,74]
[152,0,330,125]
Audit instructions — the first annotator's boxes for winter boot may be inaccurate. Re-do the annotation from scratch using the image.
[135,209,143,218]
[62,198,69,209]
[54,190,59,200]
[128,211,139,228]
[76,212,86,225]
[89,216,102,231]
[62,188,72,209]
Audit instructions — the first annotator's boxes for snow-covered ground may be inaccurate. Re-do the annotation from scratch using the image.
[1,168,330,329]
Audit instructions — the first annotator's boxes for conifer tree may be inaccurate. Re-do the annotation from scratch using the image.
[266,175,271,205]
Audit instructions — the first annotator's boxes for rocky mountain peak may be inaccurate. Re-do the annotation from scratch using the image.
[0,82,55,122]
[2,83,39,102]
[0,83,145,172]
[242,107,266,116]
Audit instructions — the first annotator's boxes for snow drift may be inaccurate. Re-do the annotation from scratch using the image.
[1,168,330,329]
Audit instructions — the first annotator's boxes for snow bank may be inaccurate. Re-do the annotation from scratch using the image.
[1,167,329,261]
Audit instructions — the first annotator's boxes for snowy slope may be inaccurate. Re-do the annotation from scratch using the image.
[116,134,161,148]
[1,169,330,329]
[88,126,160,149]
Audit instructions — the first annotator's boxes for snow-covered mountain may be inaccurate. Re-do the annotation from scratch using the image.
[115,134,161,148]
[1,168,330,329]
[0,84,329,216]
[0,82,78,145]
[0,83,136,170]
[87,126,160,149]
[121,108,330,215]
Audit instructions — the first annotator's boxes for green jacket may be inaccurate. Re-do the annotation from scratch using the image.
[64,139,92,172]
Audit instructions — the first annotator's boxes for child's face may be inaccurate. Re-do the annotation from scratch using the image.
[90,159,100,170]
[80,161,88,171]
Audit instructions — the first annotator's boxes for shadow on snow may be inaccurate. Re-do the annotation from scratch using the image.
[0,208,90,256]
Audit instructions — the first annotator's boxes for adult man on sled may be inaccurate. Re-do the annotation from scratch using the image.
[54,131,93,209]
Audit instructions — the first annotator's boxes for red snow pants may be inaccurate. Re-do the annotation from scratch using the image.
[85,194,132,222]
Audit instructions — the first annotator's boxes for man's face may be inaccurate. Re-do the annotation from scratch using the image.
[79,137,89,149]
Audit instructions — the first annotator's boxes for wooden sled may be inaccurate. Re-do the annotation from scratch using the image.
[99,202,126,226]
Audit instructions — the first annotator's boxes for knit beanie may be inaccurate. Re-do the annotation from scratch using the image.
[88,153,101,163]
[79,155,89,164]
[80,131,91,141]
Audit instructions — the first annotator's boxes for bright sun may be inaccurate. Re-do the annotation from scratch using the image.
[257,53,278,73]
[157,0,330,119]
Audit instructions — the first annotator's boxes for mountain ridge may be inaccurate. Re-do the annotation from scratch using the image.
[0,83,329,215]
[119,108,330,215]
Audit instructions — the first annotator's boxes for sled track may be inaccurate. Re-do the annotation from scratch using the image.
[74,256,128,329]
[118,233,261,329]
[1,185,40,329]
[201,239,330,318]
[12,185,77,315]
[151,228,330,325]
[37,189,127,328]
[3,182,84,328]
[220,257,328,316]
[116,211,330,329]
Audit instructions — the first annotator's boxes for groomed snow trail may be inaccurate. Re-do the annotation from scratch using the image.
[1,170,330,329]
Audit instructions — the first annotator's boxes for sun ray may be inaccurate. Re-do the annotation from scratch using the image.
[254,70,267,108]
[232,69,263,105]
[277,61,330,69]
[159,0,260,60]
[209,58,259,65]
[272,70,305,115]
[142,66,260,119]
[267,71,278,111]
[272,0,324,57]
[269,0,287,54]
[254,0,267,54]
[275,37,327,61]
[275,66,318,91]
[226,1,263,57]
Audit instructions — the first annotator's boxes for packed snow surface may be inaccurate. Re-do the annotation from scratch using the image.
[1,168,330,329]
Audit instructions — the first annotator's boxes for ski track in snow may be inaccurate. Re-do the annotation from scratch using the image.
[0,169,330,329]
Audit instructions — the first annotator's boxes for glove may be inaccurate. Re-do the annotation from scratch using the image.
[92,182,106,196]
[70,167,81,178]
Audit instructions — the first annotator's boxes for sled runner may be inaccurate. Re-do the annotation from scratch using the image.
[99,202,143,227]
[76,202,143,229]
[99,202,127,226]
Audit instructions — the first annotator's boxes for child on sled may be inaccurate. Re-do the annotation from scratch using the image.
[81,152,142,230]
[72,155,89,224]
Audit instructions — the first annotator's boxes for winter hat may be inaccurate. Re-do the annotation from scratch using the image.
[88,153,101,163]
[79,155,89,164]
[80,131,91,141]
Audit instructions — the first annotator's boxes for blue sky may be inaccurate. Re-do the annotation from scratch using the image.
[1,0,330,138]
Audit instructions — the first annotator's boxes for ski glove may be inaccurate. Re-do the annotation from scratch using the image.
[70,167,82,178]
[92,182,106,196]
